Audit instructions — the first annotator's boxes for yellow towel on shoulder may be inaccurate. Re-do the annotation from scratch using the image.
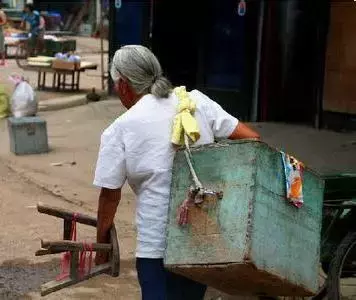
[171,86,200,146]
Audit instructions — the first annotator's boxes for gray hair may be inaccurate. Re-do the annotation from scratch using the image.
[111,45,172,98]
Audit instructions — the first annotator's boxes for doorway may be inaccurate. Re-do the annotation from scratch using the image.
[259,0,329,125]
[152,0,260,120]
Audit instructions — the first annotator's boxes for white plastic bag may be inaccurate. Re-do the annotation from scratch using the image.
[10,76,38,118]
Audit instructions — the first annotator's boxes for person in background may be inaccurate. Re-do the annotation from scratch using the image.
[21,4,44,56]
[37,13,45,54]
[94,45,260,300]
[0,4,7,66]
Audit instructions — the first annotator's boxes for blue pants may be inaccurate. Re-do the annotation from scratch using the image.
[136,258,207,300]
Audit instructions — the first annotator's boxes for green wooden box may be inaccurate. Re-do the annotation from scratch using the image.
[164,140,324,297]
[44,39,77,57]
[8,117,49,155]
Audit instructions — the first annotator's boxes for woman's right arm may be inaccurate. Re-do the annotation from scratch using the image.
[229,122,260,140]
[197,90,261,141]
[96,187,121,264]
[93,122,127,264]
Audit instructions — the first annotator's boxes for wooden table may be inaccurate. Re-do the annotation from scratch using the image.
[26,62,98,91]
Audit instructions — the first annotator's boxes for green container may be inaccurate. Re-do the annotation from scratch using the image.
[45,39,77,57]
[165,140,324,297]
[8,117,49,155]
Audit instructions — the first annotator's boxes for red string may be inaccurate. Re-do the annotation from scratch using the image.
[56,252,71,281]
[87,243,93,274]
[79,246,85,278]
[78,242,93,279]
[56,213,80,281]
[71,213,79,241]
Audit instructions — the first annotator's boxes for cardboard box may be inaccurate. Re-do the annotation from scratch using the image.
[52,59,80,71]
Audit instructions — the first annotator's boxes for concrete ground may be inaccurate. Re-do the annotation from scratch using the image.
[0,160,139,300]
[0,100,355,299]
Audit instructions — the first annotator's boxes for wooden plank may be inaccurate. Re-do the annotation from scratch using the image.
[323,2,356,114]
[41,240,112,252]
[70,250,79,281]
[37,202,97,227]
[64,14,75,31]
[69,2,89,32]
[63,219,72,240]
[79,61,98,70]
[35,249,64,256]
[110,225,120,277]
[40,263,111,296]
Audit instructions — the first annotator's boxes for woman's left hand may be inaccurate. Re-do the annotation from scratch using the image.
[95,251,109,265]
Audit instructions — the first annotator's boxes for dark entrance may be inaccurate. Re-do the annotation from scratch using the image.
[259,0,330,125]
[152,0,261,120]
[109,0,261,121]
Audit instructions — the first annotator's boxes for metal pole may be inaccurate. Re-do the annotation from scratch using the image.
[250,0,265,122]
[108,0,116,94]
[314,0,330,129]
[148,0,154,49]
[100,0,105,90]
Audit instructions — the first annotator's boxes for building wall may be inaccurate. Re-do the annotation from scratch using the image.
[1,0,25,9]
[33,0,97,34]
[108,0,261,121]
[323,1,356,115]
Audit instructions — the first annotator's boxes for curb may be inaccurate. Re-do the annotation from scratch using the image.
[38,95,88,112]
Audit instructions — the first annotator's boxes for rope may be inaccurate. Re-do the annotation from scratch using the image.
[71,213,79,241]
[79,242,93,279]
[174,87,205,225]
[56,252,71,281]
[56,213,94,281]
[184,134,203,190]
[176,135,206,226]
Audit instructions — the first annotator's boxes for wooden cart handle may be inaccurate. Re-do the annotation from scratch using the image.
[37,202,97,227]
[41,240,112,252]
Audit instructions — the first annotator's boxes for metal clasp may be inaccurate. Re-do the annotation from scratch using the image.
[191,187,224,205]
[26,123,36,136]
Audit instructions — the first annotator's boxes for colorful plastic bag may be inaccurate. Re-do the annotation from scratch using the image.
[281,151,304,208]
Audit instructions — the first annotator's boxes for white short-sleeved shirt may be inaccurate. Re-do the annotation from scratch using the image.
[93,90,238,258]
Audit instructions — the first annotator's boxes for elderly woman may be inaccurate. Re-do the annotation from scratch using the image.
[94,45,260,300]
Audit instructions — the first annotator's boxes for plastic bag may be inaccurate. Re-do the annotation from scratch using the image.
[10,75,38,118]
[0,85,10,119]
